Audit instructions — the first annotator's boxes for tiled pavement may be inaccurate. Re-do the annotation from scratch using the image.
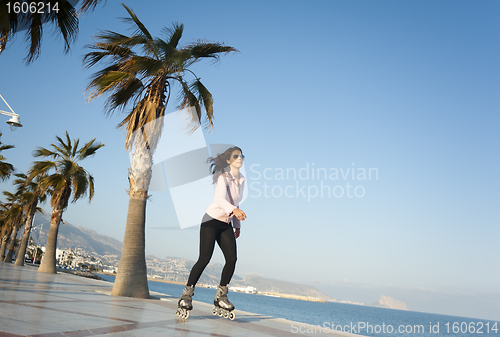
[0,262,361,337]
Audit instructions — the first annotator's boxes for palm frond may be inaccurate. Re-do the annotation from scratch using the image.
[83,44,133,68]
[87,174,95,201]
[177,79,202,133]
[32,147,57,158]
[71,167,89,202]
[0,143,14,151]
[28,161,56,178]
[24,12,43,64]
[77,139,105,161]
[77,0,106,15]
[190,79,214,130]
[92,71,135,92]
[64,131,73,154]
[92,30,133,47]
[22,1,78,64]
[155,38,175,61]
[49,143,67,158]
[60,159,77,177]
[52,134,71,157]
[22,191,36,206]
[71,138,80,158]
[120,5,162,60]
[106,77,144,112]
[0,162,15,181]
[54,0,78,54]
[2,191,17,201]
[43,173,67,192]
[12,173,28,188]
[136,57,164,77]
[0,1,14,54]
[162,22,184,49]
[121,4,153,42]
[182,42,238,64]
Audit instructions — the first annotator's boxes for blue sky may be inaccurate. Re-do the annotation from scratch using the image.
[1,0,499,321]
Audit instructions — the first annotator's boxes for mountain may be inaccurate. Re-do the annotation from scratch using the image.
[231,274,335,301]
[368,295,409,310]
[146,255,242,284]
[32,212,122,256]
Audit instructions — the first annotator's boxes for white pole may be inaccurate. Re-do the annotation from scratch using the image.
[0,94,15,114]
[27,214,36,263]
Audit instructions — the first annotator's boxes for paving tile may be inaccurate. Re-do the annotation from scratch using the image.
[0,263,356,337]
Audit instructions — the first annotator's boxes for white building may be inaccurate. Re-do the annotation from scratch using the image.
[229,286,257,293]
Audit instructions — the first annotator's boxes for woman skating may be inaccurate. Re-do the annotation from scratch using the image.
[176,146,247,320]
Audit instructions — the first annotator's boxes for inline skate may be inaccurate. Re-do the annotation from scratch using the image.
[176,285,194,319]
[212,284,235,320]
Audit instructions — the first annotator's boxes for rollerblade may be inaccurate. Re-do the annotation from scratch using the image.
[176,285,194,319]
[212,284,235,320]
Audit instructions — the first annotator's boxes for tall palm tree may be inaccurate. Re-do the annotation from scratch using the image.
[2,191,24,262]
[0,132,15,181]
[0,205,12,261]
[13,173,47,266]
[28,131,104,273]
[0,0,104,63]
[83,4,237,298]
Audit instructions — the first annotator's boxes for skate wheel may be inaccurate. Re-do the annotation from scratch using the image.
[176,308,190,319]
[212,307,217,315]
[218,308,223,317]
[224,311,229,319]
[229,312,235,320]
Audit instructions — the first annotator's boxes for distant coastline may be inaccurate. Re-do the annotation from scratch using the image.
[98,272,407,309]
[98,272,328,303]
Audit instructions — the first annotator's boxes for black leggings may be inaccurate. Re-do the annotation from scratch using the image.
[187,216,237,286]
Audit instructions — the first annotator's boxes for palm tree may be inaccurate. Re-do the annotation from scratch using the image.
[0,205,12,261]
[13,173,47,266]
[28,131,104,273]
[0,0,104,63]
[83,4,237,298]
[0,132,15,181]
[1,191,24,262]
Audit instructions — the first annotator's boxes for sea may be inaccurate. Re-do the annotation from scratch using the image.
[97,274,498,337]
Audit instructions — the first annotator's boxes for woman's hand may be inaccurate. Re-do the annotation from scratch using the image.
[234,228,240,239]
[233,208,247,221]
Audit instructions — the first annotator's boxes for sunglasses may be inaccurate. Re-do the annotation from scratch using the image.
[232,154,245,160]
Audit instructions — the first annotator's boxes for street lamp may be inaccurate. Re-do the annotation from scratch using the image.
[0,94,23,131]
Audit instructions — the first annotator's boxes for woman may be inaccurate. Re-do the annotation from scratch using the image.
[176,146,247,320]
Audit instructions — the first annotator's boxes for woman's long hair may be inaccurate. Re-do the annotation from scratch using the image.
[208,146,243,184]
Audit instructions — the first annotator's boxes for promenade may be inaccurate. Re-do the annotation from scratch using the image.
[0,263,362,337]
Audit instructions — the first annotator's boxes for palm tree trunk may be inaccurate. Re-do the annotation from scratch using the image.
[3,225,19,262]
[14,212,35,266]
[111,184,150,298]
[38,207,63,273]
[111,142,153,298]
[0,233,10,261]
